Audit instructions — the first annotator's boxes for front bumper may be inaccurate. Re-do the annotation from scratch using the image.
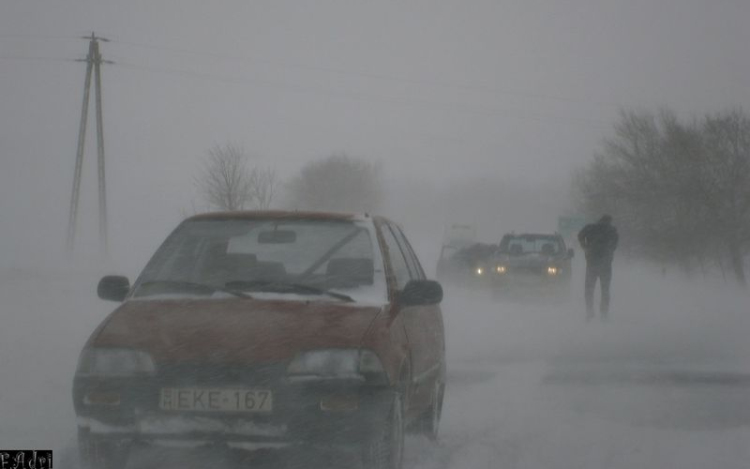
[491,270,570,296]
[73,373,393,449]
[494,273,567,285]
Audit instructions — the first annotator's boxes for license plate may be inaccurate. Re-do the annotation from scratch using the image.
[159,388,273,413]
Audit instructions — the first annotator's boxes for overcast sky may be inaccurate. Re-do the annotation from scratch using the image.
[2,1,749,267]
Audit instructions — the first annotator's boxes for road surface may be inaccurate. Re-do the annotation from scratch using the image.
[1,263,748,468]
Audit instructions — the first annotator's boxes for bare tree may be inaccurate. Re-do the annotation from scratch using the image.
[287,154,383,213]
[575,108,750,286]
[700,110,750,286]
[195,144,252,211]
[195,144,279,211]
[249,166,279,210]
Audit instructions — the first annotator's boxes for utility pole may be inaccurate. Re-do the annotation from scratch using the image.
[66,33,113,253]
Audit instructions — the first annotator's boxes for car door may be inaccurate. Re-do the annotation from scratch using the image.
[384,223,445,413]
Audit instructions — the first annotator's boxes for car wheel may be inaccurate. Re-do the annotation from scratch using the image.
[417,380,444,441]
[78,429,129,469]
[363,393,404,469]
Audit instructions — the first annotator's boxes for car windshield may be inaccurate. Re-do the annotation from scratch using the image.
[131,218,387,303]
[500,236,561,255]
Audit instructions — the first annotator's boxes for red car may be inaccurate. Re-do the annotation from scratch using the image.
[73,211,446,469]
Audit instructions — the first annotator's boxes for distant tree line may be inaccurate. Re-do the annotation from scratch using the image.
[195,145,382,215]
[575,109,750,286]
[286,153,382,213]
[195,143,279,211]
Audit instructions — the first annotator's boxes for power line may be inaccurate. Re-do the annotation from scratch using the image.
[114,60,613,130]
[0,33,80,41]
[0,33,623,118]
[106,38,625,111]
[0,48,612,129]
[0,55,73,63]
[0,33,615,129]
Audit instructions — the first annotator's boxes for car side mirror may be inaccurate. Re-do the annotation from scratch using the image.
[97,275,130,302]
[567,248,575,259]
[399,279,443,306]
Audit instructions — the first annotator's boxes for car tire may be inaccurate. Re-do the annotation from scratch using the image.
[78,429,129,469]
[416,380,444,441]
[363,393,404,469]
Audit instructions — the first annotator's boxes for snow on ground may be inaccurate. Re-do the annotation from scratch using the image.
[1,260,749,468]
[413,262,750,469]
[0,265,109,464]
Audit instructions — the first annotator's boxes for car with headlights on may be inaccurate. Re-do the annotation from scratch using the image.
[490,233,573,300]
[73,211,445,469]
[436,242,497,287]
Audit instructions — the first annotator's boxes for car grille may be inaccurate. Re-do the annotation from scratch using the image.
[509,265,544,275]
[154,363,287,387]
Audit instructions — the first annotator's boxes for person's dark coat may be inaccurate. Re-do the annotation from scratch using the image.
[578,217,618,264]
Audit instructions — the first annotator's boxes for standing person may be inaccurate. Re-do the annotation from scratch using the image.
[578,215,619,321]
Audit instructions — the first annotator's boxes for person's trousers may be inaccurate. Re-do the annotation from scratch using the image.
[585,260,612,319]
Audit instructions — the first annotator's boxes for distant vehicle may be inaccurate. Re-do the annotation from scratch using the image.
[441,223,477,248]
[74,211,446,469]
[490,233,574,299]
[436,223,485,283]
[436,224,477,271]
[437,242,497,285]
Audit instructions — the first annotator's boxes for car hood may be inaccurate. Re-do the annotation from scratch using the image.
[91,298,385,365]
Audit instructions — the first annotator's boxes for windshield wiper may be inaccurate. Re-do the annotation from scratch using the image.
[226,280,354,302]
[138,280,253,299]
[283,283,355,302]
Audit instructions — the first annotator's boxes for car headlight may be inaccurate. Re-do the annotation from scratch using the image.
[495,265,506,274]
[475,267,484,275]
[547,266,558,275]
[287,349,386,384]
[76,348,156,377]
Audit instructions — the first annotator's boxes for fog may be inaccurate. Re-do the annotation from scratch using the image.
[3,249,749,468]
[2,2,750,469]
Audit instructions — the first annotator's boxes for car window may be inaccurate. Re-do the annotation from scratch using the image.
[133,218,388,303]
[390,224,425,280]
[501,235,562,255]
[226,221,373,275]
[380,223,412,290]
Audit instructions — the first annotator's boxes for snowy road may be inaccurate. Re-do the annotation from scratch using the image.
[420,281,750,469]
[1,264,749,468]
